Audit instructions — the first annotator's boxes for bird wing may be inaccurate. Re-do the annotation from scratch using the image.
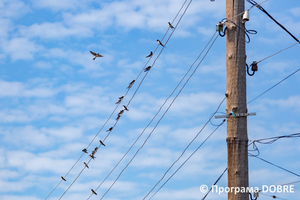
[90,51,97,56]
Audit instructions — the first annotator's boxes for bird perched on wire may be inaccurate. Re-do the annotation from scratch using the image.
[144,66,151,72]
[61,176,66,181]
[157,40,165,47]
[90,51,103,60]
[119,110,124,115]
[106,127,113,132]
[100,140,105,146]
[123,105,129,111]
[146,51,153,58]
[82,148,88,154]
[91,189,97,195]
[127,80,135,89]
[116,114,121,120]
[115,96,124,104]
[90,154,96,160]
[84,162,89,169]
[168,22,174,29]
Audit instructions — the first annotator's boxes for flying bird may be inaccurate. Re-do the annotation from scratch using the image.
[146,51,153,58]
[90,51,103,60]
[82,148,88,154]
[168,22,174,29]
[123,105,129,111]
[106,127,113,132]
[91,189,97,195]
[144,66,151,72]
[100,140,106,146]
[84,162,89,169]
[157,40,165,47]
[61,176,66,181]
[115,96,124,104]
[127,80,135,89]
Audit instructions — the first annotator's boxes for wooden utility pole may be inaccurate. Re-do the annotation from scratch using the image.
[226,0,249,200]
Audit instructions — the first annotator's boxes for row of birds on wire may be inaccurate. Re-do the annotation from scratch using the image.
[58,21,176,197]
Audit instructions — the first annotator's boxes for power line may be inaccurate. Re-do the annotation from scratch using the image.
[143,98,226,199]
[148,118,226,200]
[247,67,300,104]
[249,154,300,178]
[45,1,192,199]
[98,32,220,200]
[87,31,219,200]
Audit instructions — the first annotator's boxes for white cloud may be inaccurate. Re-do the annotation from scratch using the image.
[0,0,30,18]
[3,38,42,61]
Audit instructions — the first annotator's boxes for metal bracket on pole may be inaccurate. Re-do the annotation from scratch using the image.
[215,112,256,119]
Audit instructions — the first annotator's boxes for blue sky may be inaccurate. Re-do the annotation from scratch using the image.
[0,0,300,200]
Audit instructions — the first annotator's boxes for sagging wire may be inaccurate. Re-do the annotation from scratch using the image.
[247,67,300,104]
[98,33,220,200]
[143,97,226,200]
[246,0,300,43]
[201,168,228,200]
[46,1,192,199]
[148,118,227,200]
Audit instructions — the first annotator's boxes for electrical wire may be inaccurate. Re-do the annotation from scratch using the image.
[148,118,226,200]
[97,33,220,200]
[86,31,219,200]
[259,192,288,200]
[247,67,300,104]
[143,99,226,200]
[255,42,299,65]
[246,0,300,43]
[249,154,300,178]
[201,168,228,200]
[46,1,192,199]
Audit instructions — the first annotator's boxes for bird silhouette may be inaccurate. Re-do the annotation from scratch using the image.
[61,176,66,181]
[115,96,124,104]
[127,80,135,89]
[90,51,103,60]
[90,154,96,160]
[100,140,106,146]
[157,40,165,47]
[82,148,88,154]
[91,189,97,195]
[146,51,153,58]
[106,127,113,132]
[84,162,89,169]
[123,105,129,111]
[144,66,151,72]
[119,110,124,115]
[116,114,121,120]
[168,22,174,29]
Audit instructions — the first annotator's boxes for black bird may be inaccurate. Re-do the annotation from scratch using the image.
[146,51,153,58]
[144,66,151,72]
[123,105,129,111]
[91,189,97,195]
[90,154,96,160]
[61,176,66,181]
[100,140,106,146]
[82,148,88,154]
[90,51,103,60]
[119,110,124,115]
[168,22,174,29]
[84,162,89,169]
[116,114,121,120]
[115,96,124,104]
[106,127,113,132]
[127,80,135,89]
[157,40,165,47]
